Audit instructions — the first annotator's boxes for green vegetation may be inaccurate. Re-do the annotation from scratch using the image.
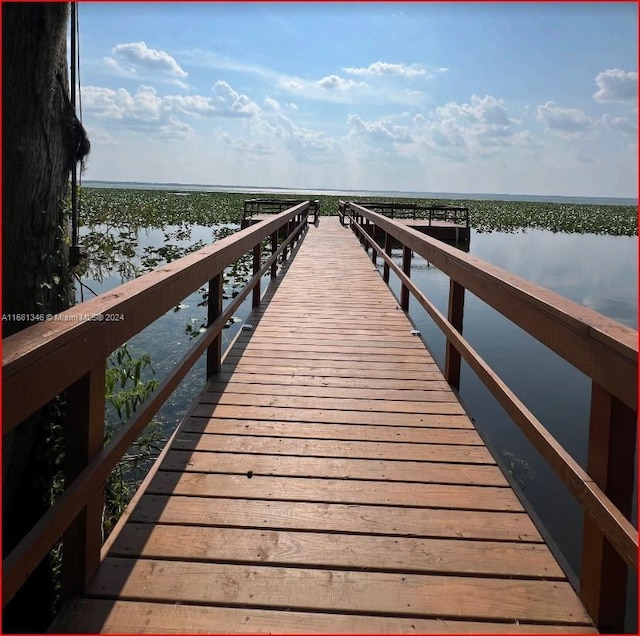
[103,345,163,538]
[79,187,637,237]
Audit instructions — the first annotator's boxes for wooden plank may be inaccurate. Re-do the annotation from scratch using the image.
[161,450,508,486]
[59,599,598,634]
[88,558,592,625]
[235,336,425,349]
[192,403,474,428]
[147,473,521,511]
[223,355,439,370]
[169,434,496,464]
[247,308,408,317]
[110,524,563,578]
[213,371,451,390]
[239,326,421,338]
[129,495,543,542]
[220,363,445,380]
[226,349,434,363]
[205,381,456,401]
[183,417,483,444]
[198,392,465,413]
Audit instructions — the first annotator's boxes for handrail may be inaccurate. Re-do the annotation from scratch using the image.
[340,200,469,226]
[4,203,308,432]
[348,202,637,632]
[243,198,320,223]
[3,203,310,608]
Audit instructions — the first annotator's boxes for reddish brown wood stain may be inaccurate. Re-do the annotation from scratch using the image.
[58,217,597,633]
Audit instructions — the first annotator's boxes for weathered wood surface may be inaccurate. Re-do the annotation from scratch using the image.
[58,217,595,633]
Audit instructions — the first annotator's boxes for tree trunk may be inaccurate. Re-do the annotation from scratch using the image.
[3,3,89,630]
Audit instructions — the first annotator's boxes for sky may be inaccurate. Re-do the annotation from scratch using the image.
[76,2,638,198]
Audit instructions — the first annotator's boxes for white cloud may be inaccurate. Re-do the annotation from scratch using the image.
[210,81,261,117]
[593,69,638,103]
[137,83,260,119]
[83,85,163,121]
[263,96,281,111]
[277,73,368,103]
[110,41,187,78]
[536,101,593,137]
[83,85,193,140]
[272,115,336,158]
[218,132,276,156]
[83,80,260,140]
[316,74,367,91]
[345,95,528,163]
[343,61,431,79]
[347,114,413,145]
[602,113,637,137]
[417,95,522,158]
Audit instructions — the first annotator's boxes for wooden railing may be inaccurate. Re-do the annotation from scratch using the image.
[338,199,469,226]
[243,198,320,224]
[2,203,311,611]
[347,202,637,633]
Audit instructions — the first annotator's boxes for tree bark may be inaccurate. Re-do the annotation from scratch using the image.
[3,3,89,630]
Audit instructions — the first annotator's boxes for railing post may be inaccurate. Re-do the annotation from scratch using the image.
[252,242,261,308]
[580,382,636,633]
[371,231,377,266]
[383,232,392,283]
[206,273,223,378]
[270,231,278,279]
[444,280,465,390]
[62,360,106,597]
[401,246,411,311]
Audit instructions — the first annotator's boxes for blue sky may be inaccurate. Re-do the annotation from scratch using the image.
[77,2,638,197]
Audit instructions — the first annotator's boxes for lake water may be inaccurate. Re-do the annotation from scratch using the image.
[84,179,638,208]
[78,210,637,630]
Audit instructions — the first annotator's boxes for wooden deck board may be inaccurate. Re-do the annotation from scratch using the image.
[168,434,496,463]
[60,599,598,634]
[108,525,565,578]
[88,558,591,624]
[58,216,595,633]
[182,417,483,444]
[161,451,508,485]
[127,496,545,542]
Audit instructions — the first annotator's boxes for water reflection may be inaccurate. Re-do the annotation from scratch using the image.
[470,230,637,328]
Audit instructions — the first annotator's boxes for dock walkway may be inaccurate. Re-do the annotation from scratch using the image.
[59,217,595,633]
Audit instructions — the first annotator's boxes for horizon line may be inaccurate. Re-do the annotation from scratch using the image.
[82,179,638,202]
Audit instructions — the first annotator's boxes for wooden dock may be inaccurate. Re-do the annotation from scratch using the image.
[57,217,596,633]
[378,219,470,244]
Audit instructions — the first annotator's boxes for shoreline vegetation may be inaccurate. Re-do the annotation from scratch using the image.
[80,187,638,237]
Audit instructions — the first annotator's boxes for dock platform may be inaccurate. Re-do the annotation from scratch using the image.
[56,217,595,633]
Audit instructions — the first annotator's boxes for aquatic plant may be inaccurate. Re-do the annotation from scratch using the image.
[79,187,637,236]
